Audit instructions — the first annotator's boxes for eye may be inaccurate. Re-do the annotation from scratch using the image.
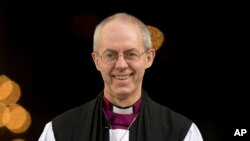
[126,52,139,57]
[103,52,117,59]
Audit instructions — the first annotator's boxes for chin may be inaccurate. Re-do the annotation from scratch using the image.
[114,88,132,97]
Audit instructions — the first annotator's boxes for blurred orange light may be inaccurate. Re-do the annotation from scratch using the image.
[0,102,10,127]
[0,75,9,84]
[6,104,31,133]
[147,25,165,51]
[0,75,32,139]
[0,75,21,105]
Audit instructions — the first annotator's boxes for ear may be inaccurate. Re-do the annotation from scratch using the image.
[145,49,156,69]
[91,52,101,71]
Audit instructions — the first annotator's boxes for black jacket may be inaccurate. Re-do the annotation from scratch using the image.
[52,90,192,141]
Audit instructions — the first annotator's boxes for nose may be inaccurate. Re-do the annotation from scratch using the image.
[114,55,129,69]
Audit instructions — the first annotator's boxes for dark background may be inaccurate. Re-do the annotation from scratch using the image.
[0,1,248,141]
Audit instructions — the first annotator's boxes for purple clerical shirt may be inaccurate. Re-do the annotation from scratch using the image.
[103,96,141,129]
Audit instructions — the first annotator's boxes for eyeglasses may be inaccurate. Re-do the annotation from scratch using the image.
[95,49,149,64]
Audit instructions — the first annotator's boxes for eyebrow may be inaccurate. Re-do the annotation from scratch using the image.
[103,48,139,53]
[103,49,116,52]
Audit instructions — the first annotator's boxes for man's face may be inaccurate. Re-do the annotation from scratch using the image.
[92,20,155,98]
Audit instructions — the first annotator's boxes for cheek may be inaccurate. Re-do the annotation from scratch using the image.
[137,69,145,78]
[132,64,146,77]
[133,61,147,71]
[100,65,112,78]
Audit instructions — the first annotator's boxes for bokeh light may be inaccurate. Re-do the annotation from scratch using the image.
[0,75,21,105]
[6,104,31,133]
[0,102,10,127]
[147,25,165,51]
[0,74,32,139]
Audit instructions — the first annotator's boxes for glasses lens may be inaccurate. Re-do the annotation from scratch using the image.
[124,51,140,62]
[102,51,117,63]
[98,50,147,64]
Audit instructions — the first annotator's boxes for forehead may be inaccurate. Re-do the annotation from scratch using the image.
[98,20,144,52]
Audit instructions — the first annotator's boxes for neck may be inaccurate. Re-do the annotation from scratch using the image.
[104,89,141,108]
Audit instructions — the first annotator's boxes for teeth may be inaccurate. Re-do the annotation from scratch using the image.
[114,75,130,80]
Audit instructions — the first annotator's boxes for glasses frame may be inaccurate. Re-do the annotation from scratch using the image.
[94,49,149,64]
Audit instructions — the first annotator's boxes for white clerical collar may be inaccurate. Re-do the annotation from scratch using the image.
[112,105,133,115]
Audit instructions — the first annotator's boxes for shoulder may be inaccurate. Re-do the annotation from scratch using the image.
[144,93,192,134]
[52,97,97,127]
[142,91,194,140]
[149,98,192,125]
[51,94,102,140]
[151,99,193,139]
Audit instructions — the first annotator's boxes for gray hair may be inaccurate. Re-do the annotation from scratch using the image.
[93,13,152,51]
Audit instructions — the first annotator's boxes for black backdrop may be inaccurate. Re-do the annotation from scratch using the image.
[0,1,248,141]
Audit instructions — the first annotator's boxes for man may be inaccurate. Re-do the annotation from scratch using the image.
[39,12,203,141]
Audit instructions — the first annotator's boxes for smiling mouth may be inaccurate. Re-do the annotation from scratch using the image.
[113,74,132,80]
